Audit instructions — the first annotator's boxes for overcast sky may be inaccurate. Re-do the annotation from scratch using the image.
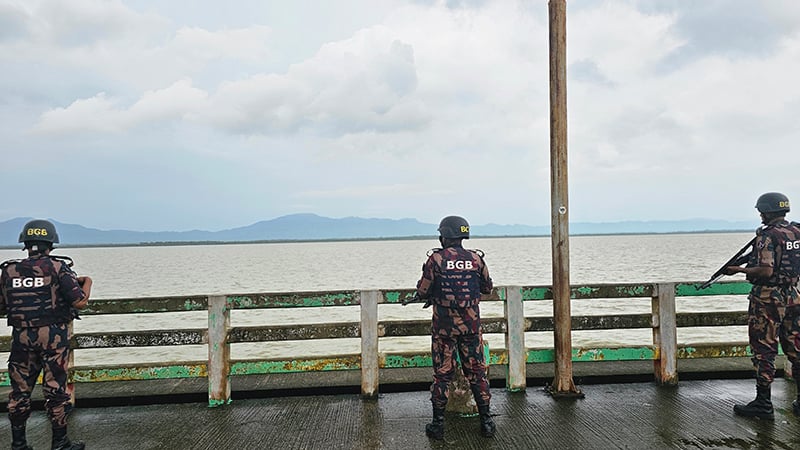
[1,0,799,232]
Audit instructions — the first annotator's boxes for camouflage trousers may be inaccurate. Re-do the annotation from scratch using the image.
[782,305,800,379]
[747,287,799,387]
[7,323,71,428]
[430,333,491,409]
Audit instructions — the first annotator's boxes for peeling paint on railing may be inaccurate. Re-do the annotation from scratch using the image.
[521,283,656,301]
[383,354,432,368]
[231,357,361,374]
[69,364,207,382]
[80,296,208,315]
[526,347,657,363]
[227,291,360,309]
[0,280,759,404]
[678,344,754,359]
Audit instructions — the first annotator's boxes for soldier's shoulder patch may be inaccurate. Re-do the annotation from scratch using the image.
[426,248,443,257]
[468,248,485,258]
[50,255,74,268]
[0,259,20,270]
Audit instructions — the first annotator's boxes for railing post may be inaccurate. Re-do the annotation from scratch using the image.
[652,283,678,385]
[360,290,380,398]
[504,286,527,391]
[208,295,231,407]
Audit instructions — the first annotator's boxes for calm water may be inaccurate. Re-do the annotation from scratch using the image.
[0,233,756,365]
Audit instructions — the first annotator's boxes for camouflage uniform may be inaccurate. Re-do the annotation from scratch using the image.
[781,223,800,383]
[416,245,493,410]
[783,303,800,380]
[745,220,800,387]
[1,255,84,430]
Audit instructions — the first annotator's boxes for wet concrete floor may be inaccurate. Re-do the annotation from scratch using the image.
[1,377,799,449]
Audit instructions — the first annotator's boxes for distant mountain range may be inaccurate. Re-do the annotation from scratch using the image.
[0,214,757,247]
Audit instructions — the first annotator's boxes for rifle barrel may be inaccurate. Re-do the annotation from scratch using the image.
[699,236,756,290]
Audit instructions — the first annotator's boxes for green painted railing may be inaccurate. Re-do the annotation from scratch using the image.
[0,281,755,406]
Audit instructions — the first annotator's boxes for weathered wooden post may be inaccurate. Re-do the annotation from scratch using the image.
[505,286,527,391]
[360,290,380,398]
[208,295,231,406]
[548,0,581,397]
[652,283,678,385]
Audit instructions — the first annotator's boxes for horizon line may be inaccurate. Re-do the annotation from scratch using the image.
[0,228,754,250]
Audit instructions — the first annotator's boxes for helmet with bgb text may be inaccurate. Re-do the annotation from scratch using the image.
[755,192,790,214]
[438,216,470,239]
[18,219,59,244]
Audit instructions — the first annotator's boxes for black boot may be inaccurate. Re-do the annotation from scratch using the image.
[793,376,800,416]
[11,423,33,450]
[477,405,496,437]
[733,385,774,420]
[52,426,86,450]
[425,407,445,440]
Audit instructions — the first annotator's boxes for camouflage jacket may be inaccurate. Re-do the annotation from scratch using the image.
[0,255,84,328]
[749,220,800,288]
[416,244,493,335]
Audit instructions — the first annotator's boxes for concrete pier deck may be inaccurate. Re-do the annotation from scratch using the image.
[2,377,799,449]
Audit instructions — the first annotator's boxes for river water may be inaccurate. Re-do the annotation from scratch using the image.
[0,233,756,366]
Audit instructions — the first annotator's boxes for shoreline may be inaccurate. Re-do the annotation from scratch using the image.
[0,228,753,250]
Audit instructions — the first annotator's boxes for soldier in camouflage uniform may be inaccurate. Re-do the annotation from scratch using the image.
[1,220,92,450]
[414,216,496,440]
[724,193,800,419]
[783,289,800,417]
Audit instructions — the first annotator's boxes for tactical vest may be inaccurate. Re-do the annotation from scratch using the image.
[1,256,75,327]
[760,221,800,286]
[430,247,483,308]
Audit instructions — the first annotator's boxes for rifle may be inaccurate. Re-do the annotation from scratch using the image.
[698,236,757,289]
[401,293,432,308]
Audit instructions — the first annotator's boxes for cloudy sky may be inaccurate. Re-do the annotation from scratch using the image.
[1,0,799,232]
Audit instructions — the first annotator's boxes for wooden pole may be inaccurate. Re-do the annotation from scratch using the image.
[360,290,380,398]
[652,283,679,385]
[548,0,581,397]
[505,286,527,391]
[208,295,231,406]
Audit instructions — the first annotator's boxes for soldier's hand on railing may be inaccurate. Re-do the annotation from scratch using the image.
[401,293,421,306]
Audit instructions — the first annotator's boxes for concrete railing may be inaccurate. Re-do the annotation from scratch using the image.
[0,281,754,407]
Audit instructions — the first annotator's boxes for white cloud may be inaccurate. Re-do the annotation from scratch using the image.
[0,1,271,90]
[28,24,430,137]
[169,26,272,64]
[33,93,120,133]
[3,0,800,230]
[198,27,428,136]
[568,2,800,178]
[128,79,209,123]
[5,0,167,45]
[33,79,207,134]
[571,2,684,83]
[24,0,550,146]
